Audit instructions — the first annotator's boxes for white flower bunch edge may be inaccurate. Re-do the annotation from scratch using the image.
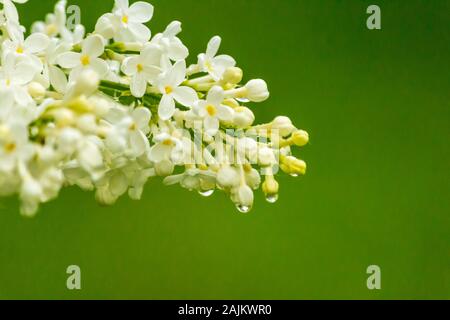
[0,0,309,216]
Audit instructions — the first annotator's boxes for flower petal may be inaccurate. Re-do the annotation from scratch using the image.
[217,105,234,121]
[130,72,147,97]
[82,35,104,58]
[128,22,151,43]
[206,36,221,58]
[121,56,139,76]
[158,94,175,120]
[167,60,186,87]
[49,65,68,93]
[207,86,225,106]
[90,58,109,77]
[128,1,154,23]
[173,86,197,107]
[132,107,151,130]
[114,0,129,11]
[57,52,81,68]
[24,33,49,53]
[149,143,171,162]
[204,116,219,136]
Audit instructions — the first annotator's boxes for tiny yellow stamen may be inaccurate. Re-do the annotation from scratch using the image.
[136,64,144,73]
[80,55,90,66]
[4,142,16,153]
[165,86,173,94]
[162,139,173,146]
[122,15,129,24]
[16,46,24,54]
[129,123,137,131]
[206,104,217,116]
[5,79,11,86]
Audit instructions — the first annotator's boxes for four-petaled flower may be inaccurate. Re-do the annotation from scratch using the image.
[155,60,198,120]
[57,34,108,80]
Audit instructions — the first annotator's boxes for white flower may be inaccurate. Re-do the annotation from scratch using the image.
[121,46,162,97]
[57,34,108,80]
[149,132,184,163]
[111,0,154,43]
[155,60,198,120]
[194,86,233,136]
[2,31,49,69]
[0,53,36,106]
[104,106,152,157]
[150,21,189,62]
[0,121,34,172]
[198,36,236,81]
[41,39,71,93]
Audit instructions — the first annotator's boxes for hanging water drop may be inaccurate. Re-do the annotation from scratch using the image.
[265,194,278,203]
[290,173,299,177]
[199,189,214,197]
[236,204,251,213]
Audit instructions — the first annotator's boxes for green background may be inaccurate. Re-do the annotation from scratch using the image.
[0,0,449,299]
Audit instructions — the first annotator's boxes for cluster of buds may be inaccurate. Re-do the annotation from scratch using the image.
[0,0,309,216]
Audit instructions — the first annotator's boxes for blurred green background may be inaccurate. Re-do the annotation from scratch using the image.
[0,0,449,299]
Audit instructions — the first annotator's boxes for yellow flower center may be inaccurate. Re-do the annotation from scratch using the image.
[136,63,144,73]
[206,104,217,116]
[162,139,173,146]
[46,24,58,36]
[129,123,137,131]
[122,15,129,24]
[5,79,11,86]
[205,61,213,72]
[80,55,90,66]
[16,46,24,54]
[165,86,173,94]
[4,142,16,153]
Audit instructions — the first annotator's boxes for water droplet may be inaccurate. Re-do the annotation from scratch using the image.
[199,189,214,197]
[236,97,250,103]
[236,204,251,213]
[265,194,278,203]
[290,173,299,177]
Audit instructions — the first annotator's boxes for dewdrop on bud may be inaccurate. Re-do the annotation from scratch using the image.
[262,176,279,203]
[244,79,270,102]
[233,107,255,128]
[272,116,295,137]
[233,184,254,213]
[291,130,309,147]
[217,166,240,189]
[27,82,46,100]
[154,159,175,177]
[222,67,243,85]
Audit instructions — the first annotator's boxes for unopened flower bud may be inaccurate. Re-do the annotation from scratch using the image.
[234,184,254,208]
[244,79,269,102]
[282,156,307,176]
[291,130,309,147]
[233,107,254,128]
[272,116,295,137]
[258,147,276,167]
[217,166,240,189]
[155,159,175,176]
[28,82,46,100]
[222,67,243,85]
[245,168,261,190]
[262,175,279,196]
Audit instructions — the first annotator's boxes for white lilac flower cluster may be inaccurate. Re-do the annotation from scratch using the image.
[0,0,309,216]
